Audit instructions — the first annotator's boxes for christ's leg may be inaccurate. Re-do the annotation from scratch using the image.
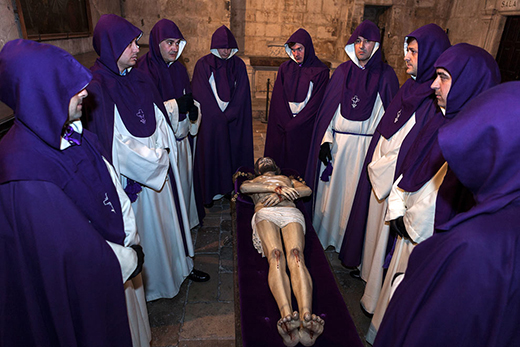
[256,220,300,346]
[282,222,324,346]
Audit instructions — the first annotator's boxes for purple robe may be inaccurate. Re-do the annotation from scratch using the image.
[84,14,193,298]
[0,40,131,346]
[192,26,254,207]
[398,43,501,192]
[302,20,398,263]
[84,14,168,161]
[337,24,450,267]
[136,19,200,227]
[137,18,191,120]
[263,28,329,176]
[374,82,520,347]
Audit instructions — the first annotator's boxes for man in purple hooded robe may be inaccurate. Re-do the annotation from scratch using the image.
[137,19,202,231]
[192,25,254,209]
[374,82,520,347]
[263,28,329,177]
[367,43,500,344]
[344,24,449,323]
[0,39,146,346]
[84,14,198,303]
[305,20,398,253]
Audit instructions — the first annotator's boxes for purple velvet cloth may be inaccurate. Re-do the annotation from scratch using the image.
[234,168,363,347]
[263,29,329,177]
[137,19,191,122]
[398,43,501,192]
[335,24,450,267]
[192,26,253,208]
[0,39,131,346]
[85,14,168,161]
[374,82,520,346]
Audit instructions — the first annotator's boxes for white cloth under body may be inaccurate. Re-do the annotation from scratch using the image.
[251,206,306,257]
[313,94,384,250]
[112,104,194,302]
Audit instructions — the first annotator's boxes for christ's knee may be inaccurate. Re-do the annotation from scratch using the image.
[269,248,284,270]
[287,247,304,268]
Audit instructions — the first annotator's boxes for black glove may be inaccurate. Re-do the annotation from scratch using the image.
[318,142,332,166]
[176,93,194,114]
[390,216,411,241]
[188,104,199,122]
[128,244,145,280]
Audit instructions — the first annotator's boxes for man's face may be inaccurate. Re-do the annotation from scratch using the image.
[117,38,140,72]
[290,43,305,64]
[68,88,88,122]
[431,67,452,109]
[217,48,232,59]
[159,38,181,63]
[404,39,419,76]
[354,36,376,67]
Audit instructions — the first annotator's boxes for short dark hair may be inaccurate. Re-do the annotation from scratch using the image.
[287,42,297,49]
[406,36,417,45]
[254,157,281,176]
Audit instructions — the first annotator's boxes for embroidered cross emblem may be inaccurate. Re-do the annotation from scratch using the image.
[136,109,146,124]
[351,95,360,108]
[394,109,402,123]
[103,193,116,213]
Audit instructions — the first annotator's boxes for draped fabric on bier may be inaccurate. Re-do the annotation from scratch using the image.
[233,167,363,347]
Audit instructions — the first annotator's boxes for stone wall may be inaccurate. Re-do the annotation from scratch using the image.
[0,0,517,85]
[0,0,19,49]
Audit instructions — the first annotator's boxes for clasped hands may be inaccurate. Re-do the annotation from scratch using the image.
[261,185,300,207]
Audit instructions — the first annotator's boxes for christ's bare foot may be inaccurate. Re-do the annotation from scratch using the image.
[299,312,325,346]
[277,311,300,346]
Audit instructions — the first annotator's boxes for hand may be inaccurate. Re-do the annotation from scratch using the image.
[128,244,145,280]
[176,93,194,114]
[274,185,300,201]
[319,142,332,166]
[188,104,199,122]
[390,216,412,241]
[261,193,283,207]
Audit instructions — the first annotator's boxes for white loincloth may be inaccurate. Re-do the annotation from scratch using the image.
[251,206,306,257]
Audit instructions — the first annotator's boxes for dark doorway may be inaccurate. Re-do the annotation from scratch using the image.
[363,5,391,64]
[496,15,520,82]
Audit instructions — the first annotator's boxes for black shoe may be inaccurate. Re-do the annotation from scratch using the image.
[204,201,214,208]
[350,269,361,279]
[188,269,210,282]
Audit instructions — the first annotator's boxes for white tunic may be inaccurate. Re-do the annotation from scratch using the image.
[111,104,194,302]
[359,113,416,314]
[313,94,385,250]
[104,157,151,347]
[365,162,448,344]
[164,98,202,229]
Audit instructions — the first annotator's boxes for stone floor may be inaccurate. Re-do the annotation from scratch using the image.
[147,104,373,346]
